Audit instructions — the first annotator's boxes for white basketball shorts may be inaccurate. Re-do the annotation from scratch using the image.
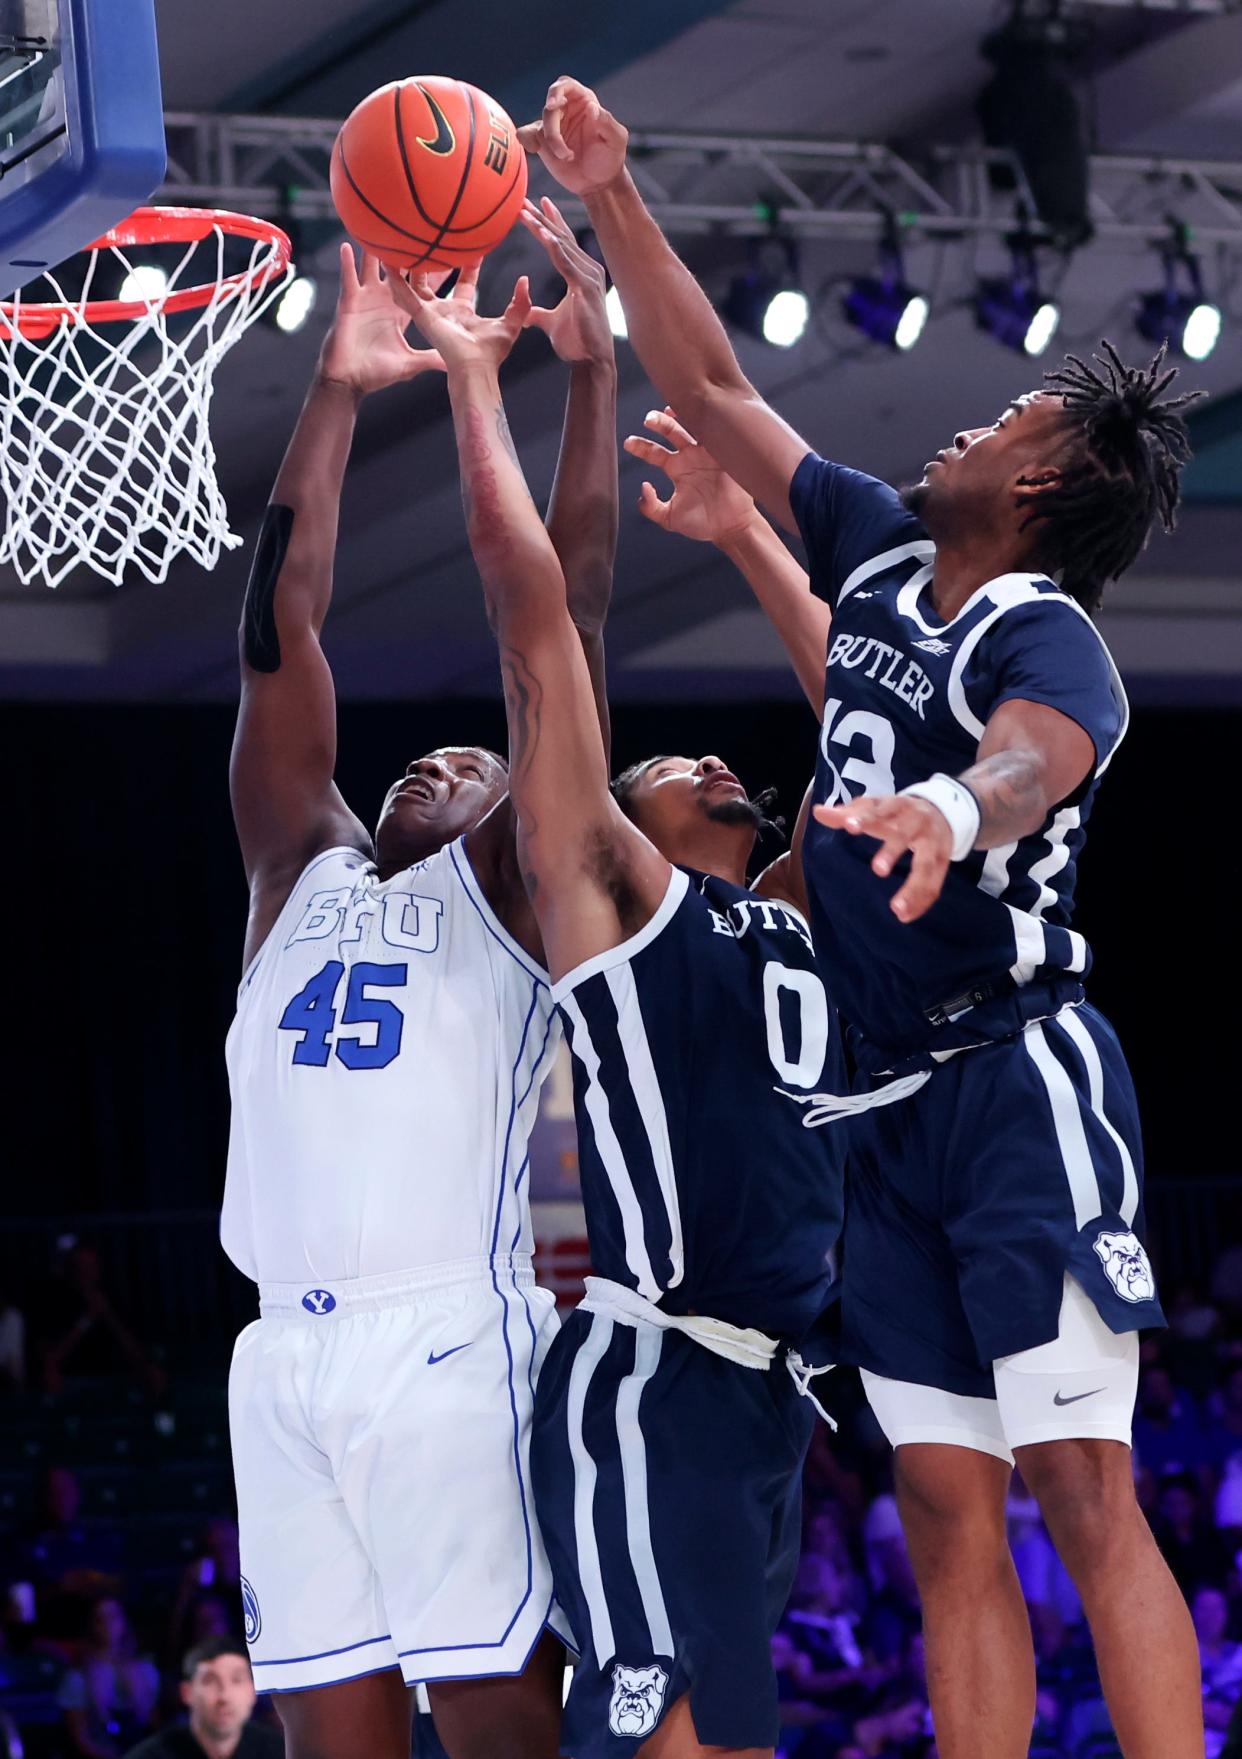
[861,1273,1140,1466]
[228,1255,560,1692]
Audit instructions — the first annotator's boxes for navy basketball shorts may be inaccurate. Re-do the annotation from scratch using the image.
[844,1003,1164,1459]
[531,1308,813,1757]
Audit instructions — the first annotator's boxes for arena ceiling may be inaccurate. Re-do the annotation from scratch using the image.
[1,0,1240,703]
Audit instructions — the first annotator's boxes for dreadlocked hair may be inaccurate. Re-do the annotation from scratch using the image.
[1018,340,1204,613]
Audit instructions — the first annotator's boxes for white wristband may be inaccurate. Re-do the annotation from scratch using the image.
[899,773,981,862]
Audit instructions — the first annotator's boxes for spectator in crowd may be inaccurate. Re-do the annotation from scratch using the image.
[35,1242,164,1400]
[122,1639,281,1759]
[1132,1359,1209,1479]
[166,1522,244,1674]
[1195,1586,1242,1759]
[1155,1473,1232,1595]
[0,1290,24,1394]
[1207,1365,1242,1530]
[14,1466,122,1592]
[58,1594,159,1758]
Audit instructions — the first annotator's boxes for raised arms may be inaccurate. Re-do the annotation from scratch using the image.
[623,408,831,712]
[397,270,667,983]
[519,87,810,529]
[229,247,443,968]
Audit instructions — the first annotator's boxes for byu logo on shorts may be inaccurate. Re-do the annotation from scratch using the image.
[240,1577,261,1645]
[302,1288,336,1315]
[608,1663,669,1738]
[1093,1230,1155,1304]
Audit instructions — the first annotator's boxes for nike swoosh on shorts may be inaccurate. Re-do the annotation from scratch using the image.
[1053,1387,1105,1406]
[427,1342,473,1365]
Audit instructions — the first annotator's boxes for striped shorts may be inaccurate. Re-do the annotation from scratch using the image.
[843,1000,1164,1400]
[530,1308,813,1758]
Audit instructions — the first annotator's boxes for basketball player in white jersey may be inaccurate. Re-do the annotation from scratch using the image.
[223,228,618,1759]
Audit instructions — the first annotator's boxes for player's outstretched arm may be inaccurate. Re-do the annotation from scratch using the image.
[815,700,1096,924]
[526,196,619,759]
[395,269,669,982]
[230,248,443,960]
[624,408,830,711]
[519,80,809,530]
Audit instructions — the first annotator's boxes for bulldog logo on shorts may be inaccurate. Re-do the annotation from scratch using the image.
[607,1663,668,1738]
[1093,1229,1155,1304]
[240,1576,261,1645]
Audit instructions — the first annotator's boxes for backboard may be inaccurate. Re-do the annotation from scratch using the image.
[0,0,165,297]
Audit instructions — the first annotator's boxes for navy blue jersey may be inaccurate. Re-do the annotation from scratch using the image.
[553,866,846,1341]
[790,452,1128,1066]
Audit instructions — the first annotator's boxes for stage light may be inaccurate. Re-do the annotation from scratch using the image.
[724,237,807,349]
[274,274,318,335]
[975,243,1059,356]
[843,235,929,351]
[118,263,169,305]
[1136,240,1221,361]
[605,284,628,340]
[762,287,809,348]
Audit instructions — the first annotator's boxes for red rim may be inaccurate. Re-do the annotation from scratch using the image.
[0,206,294,340]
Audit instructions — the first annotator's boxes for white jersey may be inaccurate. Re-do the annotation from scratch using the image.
[222,838,559,1284]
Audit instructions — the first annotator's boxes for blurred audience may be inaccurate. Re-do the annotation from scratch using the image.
[58,1594,159,1758]
[123,1639,281,1759]
[1,1245,1241,1759]
[0,1291,24,1395]
[33,1242,165,1401]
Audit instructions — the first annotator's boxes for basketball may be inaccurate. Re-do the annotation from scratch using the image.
[329,76,527,273]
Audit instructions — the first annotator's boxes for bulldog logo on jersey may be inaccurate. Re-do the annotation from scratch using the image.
[1093,1230,1155,1304]
[608,1663,668,1738]
[240,1577,261,1645]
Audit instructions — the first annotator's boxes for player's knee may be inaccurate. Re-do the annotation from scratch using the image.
[894,1447,1008,1573]
[1018,1437,1141,1563]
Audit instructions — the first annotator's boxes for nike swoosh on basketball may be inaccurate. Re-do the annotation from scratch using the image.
[415,85,455,156]
[427,1342,472,1365]
[1053,1386,1106,1406]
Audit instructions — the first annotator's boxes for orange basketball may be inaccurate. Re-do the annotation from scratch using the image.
[330,76,527,273]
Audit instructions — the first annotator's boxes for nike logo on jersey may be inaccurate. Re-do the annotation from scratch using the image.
[827,631,934,719]
[1053,1387,1105,1406]
[415,83,456,155]
[427,1342,473,1365]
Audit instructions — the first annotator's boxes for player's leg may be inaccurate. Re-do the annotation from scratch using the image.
[862,1378,1034,1759]
[227,1308,407,1746]
[426,1631,564,1759]
[532,1310,807,1759]
[845,1092,1035,1759]
[336,1270,564,1759]
[997,1282,1201,1758]
[274,1672,414,1759]
[973,1007,1201,1756]
[636,1691,770,1758]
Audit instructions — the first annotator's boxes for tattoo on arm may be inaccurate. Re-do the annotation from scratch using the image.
[461,404,515,562]
[498,639,543,896]
[242,503,293,672]
[959,748,1047,844]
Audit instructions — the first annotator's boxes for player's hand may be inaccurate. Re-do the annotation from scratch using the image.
[387,260,532,373]
[318,245,445,396]
[519,196,614,368]
[623,409,758,545]
[813,793,953,923]
[517,76,628,198]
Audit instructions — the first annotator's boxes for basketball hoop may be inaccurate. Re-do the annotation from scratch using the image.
[0,206,293,589]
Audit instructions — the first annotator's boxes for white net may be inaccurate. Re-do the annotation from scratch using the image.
[0,216,290,589]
